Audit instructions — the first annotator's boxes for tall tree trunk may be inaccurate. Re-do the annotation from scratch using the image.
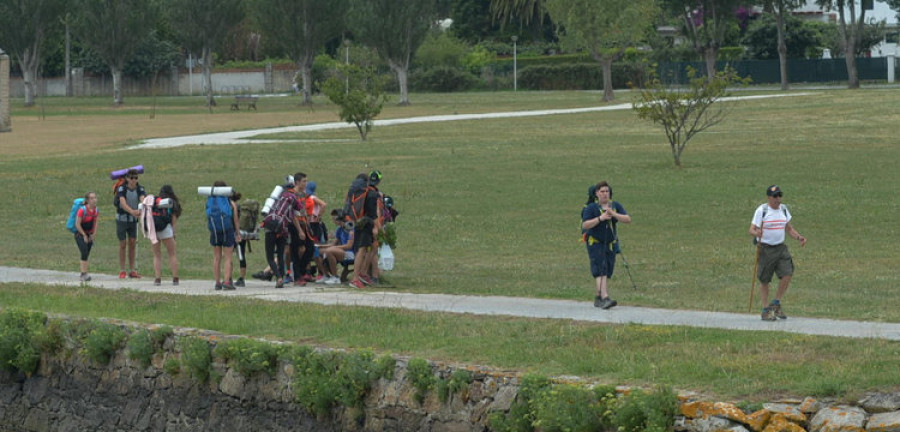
[600,57,614,102]
[203,47,216,107]
[299,54,313,105]
[775,11,790,90]
[704,47,718,82]
[21,45,41,107]
[389,60,410,106]
[111,66,123,106]
[65,22,72,97]
[845,52,859,89]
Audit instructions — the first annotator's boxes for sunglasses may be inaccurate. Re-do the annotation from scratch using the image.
[128,176,139,180]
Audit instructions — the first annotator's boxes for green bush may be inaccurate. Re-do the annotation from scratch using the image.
[179,336,212,382]
[82,321,126,365]
[217,337,283,377]
[292,347,392,418]
[0,308,49,376]
[518,62,648,90]
[410,67,479,92]
[151,326,174,345]
[127,330,155,368]
[163,357,180,376]
[415,32,468,69]
[437,369,474,403]
[611,386,679,432]
[406,357,435,404]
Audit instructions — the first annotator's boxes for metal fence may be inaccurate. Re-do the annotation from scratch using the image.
[657,57,890,85]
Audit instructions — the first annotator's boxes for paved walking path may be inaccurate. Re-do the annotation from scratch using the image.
[2,266,898,341]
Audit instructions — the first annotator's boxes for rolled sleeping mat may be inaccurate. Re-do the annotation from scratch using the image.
[156,198,173,209]
[110,165,144,180]
[197,186,234,197]
[260,185,284,215]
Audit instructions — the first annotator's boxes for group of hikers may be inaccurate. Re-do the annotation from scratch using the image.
[68,168,396,291]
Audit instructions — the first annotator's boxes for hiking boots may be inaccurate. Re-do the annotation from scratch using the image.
[600,298,618,310]
[275,278,284,289]
[761,307,777,321]
[172,277,179,286]
[594,296,604,308]
[770,302,787,320]
[80,273,91,282]
[235,278,245,287]
[214,282,223,291]
[153,278,161,286]
[129,271,141,279]
[222,281,236,291]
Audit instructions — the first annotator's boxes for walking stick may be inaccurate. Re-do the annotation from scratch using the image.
[749,221,763,313]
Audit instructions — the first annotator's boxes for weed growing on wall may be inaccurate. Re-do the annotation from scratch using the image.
[81,321,126,365]
[490,375,677,432]
[291,347,394,419]
[217,337,284,377]
[437,369,473,403]
[127,330,155,368]
[406,358,436,405]
[179,336,212,382]
[0,308,50,376]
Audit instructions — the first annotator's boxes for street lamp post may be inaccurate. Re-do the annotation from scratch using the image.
[511,36,518,92]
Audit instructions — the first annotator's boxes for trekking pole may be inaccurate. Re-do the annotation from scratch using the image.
[619,250,638,291]
[749,222,763,312]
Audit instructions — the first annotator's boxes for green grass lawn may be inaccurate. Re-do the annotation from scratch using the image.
[0,89,898,401]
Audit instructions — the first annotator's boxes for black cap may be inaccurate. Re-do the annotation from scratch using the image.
[766,185,783,197]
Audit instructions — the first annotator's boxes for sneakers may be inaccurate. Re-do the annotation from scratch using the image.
[235,278,245,287]
[172,278,179,286]
[214,282,223,291]
[222,281,236,291]
[129,271,141,279]
[600,298,618,310]
[293,279,306,287]
[349,279,366,289]
[80,273,91,282]
[315,274,325,283]
[283,274,293,284]
[324,276,340,285]
[119,271,127,279]
[761,307,777,321]
[358,274,373,286]
[593,296,604,308]
[275,278,284,289]
[770,301,787,320]
[153,278,161,286]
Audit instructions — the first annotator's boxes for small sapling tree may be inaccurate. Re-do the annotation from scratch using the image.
[632,66,749,167]
[320,64,389,141]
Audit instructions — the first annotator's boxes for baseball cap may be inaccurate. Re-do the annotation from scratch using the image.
[766,185,783,197]
[305,181,316,195]
[369,170,382,186]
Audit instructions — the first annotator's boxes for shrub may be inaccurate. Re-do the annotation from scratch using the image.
[406,357,435,404]
[611,386,679,432]
[415,32,468,70]
[292,348,392,418]
[82,321,126,365]
[127,329,155,368]
[0,308,49,376]
[437,369,474,403]
[216,337,283,377]
[179,336,212,382]
[163,357,180,376]
[151,326,174,345]
[410,67,479,92]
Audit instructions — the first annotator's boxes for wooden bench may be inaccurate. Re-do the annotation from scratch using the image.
[230,95,258,111]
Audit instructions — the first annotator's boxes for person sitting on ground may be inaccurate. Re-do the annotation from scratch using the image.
[320,209,355,285]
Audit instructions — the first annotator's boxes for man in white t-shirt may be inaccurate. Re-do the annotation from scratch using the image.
[749,185,807,321]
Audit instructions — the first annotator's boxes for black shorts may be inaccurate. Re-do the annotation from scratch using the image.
[354,217,374,249]
[116,219,138,241]
[587,242,616,278]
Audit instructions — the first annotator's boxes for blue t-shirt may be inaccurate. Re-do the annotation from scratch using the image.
[581,201,627,244]
[335,226,352,246]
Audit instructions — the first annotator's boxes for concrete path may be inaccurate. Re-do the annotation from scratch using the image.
[2,266,898,341]
[133,94,806,149]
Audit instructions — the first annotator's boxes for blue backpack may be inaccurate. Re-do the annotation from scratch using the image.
[66,198,86,233]
[206,196,234,233]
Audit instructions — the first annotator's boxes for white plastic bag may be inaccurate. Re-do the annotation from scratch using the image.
[378,244,394,271]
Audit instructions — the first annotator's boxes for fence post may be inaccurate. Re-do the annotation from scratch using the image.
[888,53,896,84]
[0,49,11,132]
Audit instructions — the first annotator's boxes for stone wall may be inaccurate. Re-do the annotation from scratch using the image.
[0,319,898,432]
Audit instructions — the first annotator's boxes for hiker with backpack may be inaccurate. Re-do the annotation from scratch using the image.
[235,192,261,287]
[343,171,384,289]
[146,185,182,287]
[206,181,241,290]
[749,185,806,321]
[262,181,305,288]
[71,192,99,282]
[114,169,146,279]
[288,173,315,286]
[581,181,631,309]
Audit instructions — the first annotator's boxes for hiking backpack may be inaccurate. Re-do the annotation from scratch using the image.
[238,199,261,233]
[66,198,86,233]
[151,197,172,230]
[206,196,234,233]
[262,193,294,233]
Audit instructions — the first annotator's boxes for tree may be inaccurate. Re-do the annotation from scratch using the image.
[632,66,748,167]
[0,0,64,106]
[759,0,804,90]
[544,0,656,102]
[70,0,159,105]
[742,13,820,60]
[814,0,870,89]
[166,0,244,108]
[661,0,744,81]
[249,0,346,105]
[320,64,389,141]
[349,0,437,105]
